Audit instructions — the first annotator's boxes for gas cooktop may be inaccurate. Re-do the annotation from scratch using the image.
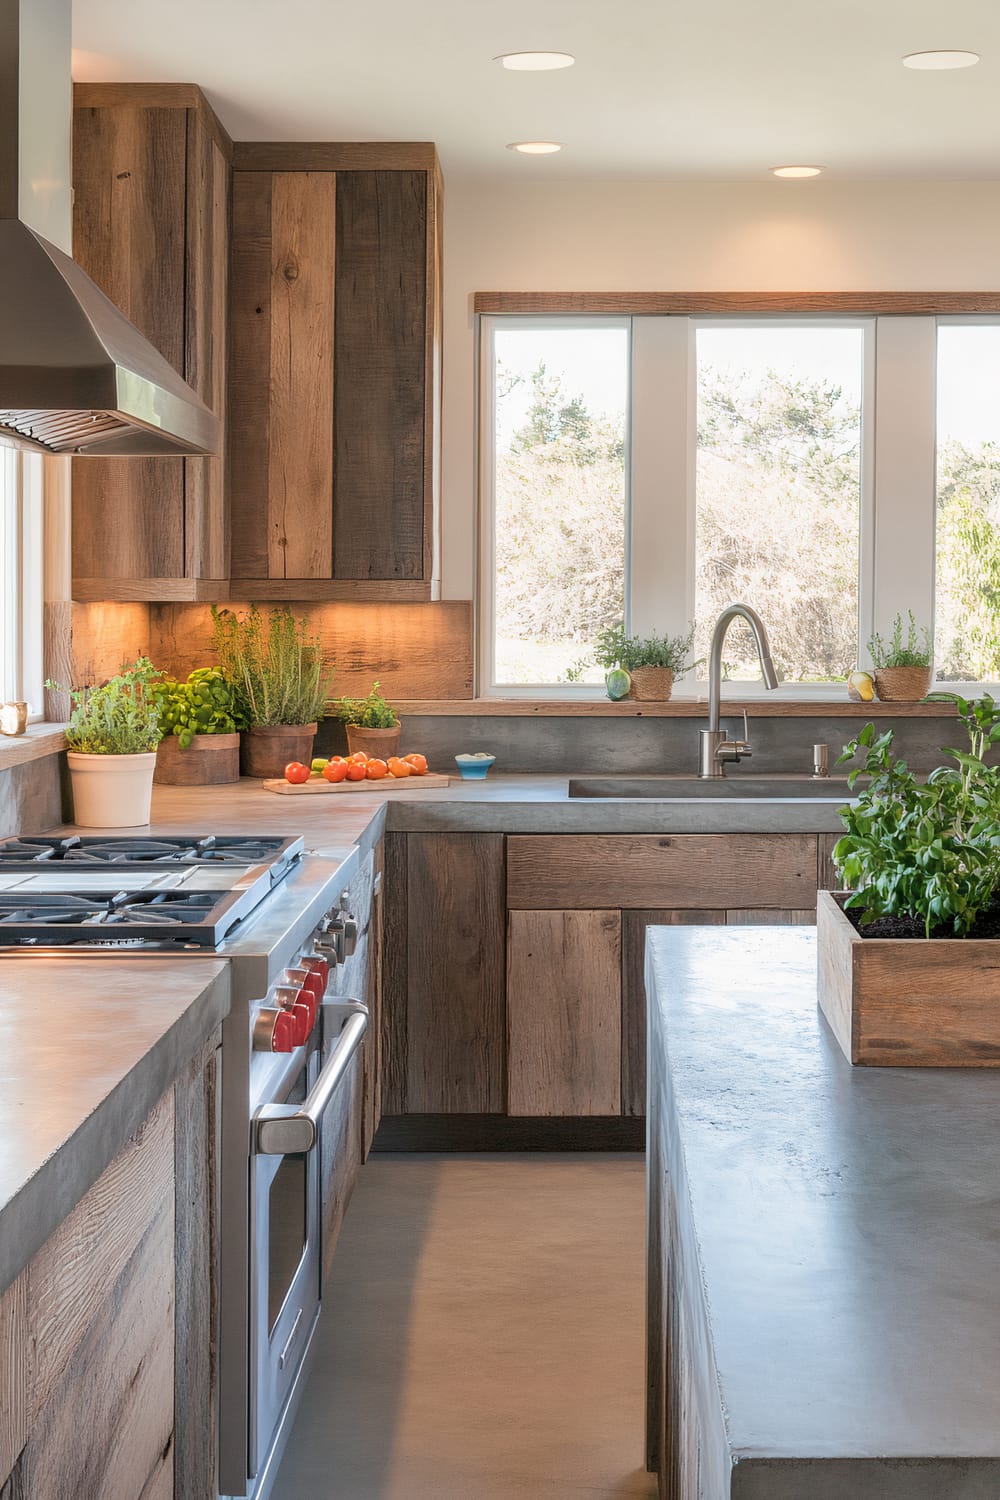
[0,834,306,948]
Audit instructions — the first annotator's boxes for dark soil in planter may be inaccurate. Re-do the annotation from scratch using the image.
[845,902,1000,940]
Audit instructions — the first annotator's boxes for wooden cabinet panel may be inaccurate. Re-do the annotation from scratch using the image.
[229,149,441,599]
[392,833,506,1114]
[71,86,232,601]
[817,832,842,893]
[508,909,622,1116]
[507,834,817,910]
[621,910,724,1118]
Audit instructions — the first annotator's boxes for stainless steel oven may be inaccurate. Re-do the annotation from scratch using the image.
[244,995,367,1495]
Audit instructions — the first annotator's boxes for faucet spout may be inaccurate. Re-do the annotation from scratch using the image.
[699,603,778,778]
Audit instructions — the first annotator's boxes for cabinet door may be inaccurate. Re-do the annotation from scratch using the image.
[229,153,441,599]
[508,909,622,1116]
[381,833,506,1115]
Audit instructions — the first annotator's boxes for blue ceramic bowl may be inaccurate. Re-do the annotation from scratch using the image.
[455,754,496,780]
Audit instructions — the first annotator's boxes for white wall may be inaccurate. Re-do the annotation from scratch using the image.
[440,178,1000,598]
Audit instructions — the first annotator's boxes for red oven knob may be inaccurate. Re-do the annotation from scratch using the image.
[253,1007,297,1053]
[287,1001,313,1047]
[302,955,329,987]
[286,965,324,1004]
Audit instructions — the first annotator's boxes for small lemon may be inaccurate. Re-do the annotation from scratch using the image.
[847,670,875,702]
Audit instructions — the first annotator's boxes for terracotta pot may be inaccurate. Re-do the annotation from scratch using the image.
[345,721,402,761]
[67,751,157,828]
[873,666,933,702]
[627,667,674,702]
[240,723,318,779]
[155,731,241,786]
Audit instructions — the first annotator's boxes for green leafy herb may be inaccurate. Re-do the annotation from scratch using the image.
[591,624,698,673]
[151,668,237,749]
[867,610,934,669]
[212,606,334,729]
[335,681,399,730]
[833,693,1000,938]
[49,657,164,756]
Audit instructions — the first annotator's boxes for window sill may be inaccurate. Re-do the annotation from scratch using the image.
[394,699,959,718]
[0,723,67,769]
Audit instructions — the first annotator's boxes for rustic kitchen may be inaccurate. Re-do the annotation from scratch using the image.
[1,1,999,1497]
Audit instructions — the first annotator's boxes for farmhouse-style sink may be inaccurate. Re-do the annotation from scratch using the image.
[567,775,854,800]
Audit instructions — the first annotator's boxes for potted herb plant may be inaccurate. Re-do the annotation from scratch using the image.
[867,611,934,701]
[336,681,401,760]
[817,693,1000,1066]
[593,624,697,702]
[52,657,164,827]
[152,668,240,786]
[212,605,335,779]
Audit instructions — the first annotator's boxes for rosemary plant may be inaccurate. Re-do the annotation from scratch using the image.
[211,606,334,728]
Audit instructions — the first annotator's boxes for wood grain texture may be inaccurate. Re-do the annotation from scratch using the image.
[507,834,817,910]
[725,908,815,923]
[405,833,506,1112]
[71,578,230,603]
[475,290,1000,316]
[73,81,233,161]
[14,1203,174,1500]
[172,1035,221,1500]
[508,909,622,1116]
[423,159,444,585]
[0,1273,27,1483]
[71,105,186,581]
[333,171,427,580]
[154,733,240,786]
[818,890,1000,1066]
[621,910,723,1117]
[184,111,230,582]
[380,833,408,1115]
[267,173,336,578]
[233,142,438,172]
[229,170,273,579]
[70,602,152,683]
[263,773,450,795]
[149,599,473,699]
[221,579,436,601]
[27,1091,174,1414]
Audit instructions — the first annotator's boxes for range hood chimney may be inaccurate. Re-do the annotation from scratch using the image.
[0,0,219,456]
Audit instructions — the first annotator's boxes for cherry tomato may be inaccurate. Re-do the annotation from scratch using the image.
[387,757,411,778]
[404,753,428,775]
[323,760,349,783]
[346,761,368,782]
[348,751,369,766]
[365,758,389,780]
[284,761,310,785]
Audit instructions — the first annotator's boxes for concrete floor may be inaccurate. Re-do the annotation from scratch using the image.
[270,1154,655,1500]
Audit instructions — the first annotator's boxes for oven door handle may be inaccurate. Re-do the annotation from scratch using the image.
[253,1000,369,1156]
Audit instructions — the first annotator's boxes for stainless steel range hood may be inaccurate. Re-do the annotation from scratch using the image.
[0,0,220,457]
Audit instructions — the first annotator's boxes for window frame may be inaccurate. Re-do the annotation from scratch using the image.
[477,306,1000,700]
[0,448,45,721]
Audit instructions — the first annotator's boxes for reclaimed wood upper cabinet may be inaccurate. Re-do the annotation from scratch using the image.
[70,84,232,602]
[228,144,443,600]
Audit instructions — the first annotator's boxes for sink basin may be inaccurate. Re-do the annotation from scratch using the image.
[567,775,854,800]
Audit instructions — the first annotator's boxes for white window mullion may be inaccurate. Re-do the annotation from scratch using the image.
[630,315,694,643]
[870,317,937,662]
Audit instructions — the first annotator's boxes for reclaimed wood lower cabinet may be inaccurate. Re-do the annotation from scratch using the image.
[0,1032,220,1500]
[377,832,838,1148]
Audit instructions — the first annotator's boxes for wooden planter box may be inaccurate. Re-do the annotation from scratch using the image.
[154,731,240,786]
[817,889,1000,1067]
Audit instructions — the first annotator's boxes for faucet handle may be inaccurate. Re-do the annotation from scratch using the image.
[741,708,749,745]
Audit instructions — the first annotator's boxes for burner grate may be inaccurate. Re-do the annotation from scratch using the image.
[0,888,242,946]
[0,834,302,867]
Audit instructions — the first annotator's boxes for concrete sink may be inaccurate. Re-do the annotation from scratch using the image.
[567,775,853,800]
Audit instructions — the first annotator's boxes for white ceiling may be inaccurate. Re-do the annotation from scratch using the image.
[71,0,1000,180]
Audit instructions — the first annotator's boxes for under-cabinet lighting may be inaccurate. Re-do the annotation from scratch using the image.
[497,52,575,70]
[507,141,564,154]
[902,50,980,69]
[771,165,824,178]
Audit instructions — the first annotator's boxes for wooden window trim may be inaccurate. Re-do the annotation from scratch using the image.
[474,291,1000,316]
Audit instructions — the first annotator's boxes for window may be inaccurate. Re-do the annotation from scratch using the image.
[935,323,1000,683]
[483,318,629,688]
[479,308,1000,696]
[0,449,44,718]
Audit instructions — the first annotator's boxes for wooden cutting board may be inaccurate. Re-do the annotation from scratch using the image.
[263,773,451,794]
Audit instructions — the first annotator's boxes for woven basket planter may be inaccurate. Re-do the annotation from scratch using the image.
[873,666,933,702]
[627,667,674,703]
[240,723,318,779]
[155,731,240,786]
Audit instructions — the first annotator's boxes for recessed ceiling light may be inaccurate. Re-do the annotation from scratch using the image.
[902,49,980,69]
[771,165,824,178]
[497,51,575,71]
[507,141,564,155]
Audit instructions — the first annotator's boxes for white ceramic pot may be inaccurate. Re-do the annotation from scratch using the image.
[66,751,157,828]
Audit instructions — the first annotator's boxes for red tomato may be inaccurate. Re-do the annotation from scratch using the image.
[284,762,310,784]
[346,761,368,782]
[348,751,369,766]
[365,758,389,780]
[403,753,428,775]
[323,760,349,783]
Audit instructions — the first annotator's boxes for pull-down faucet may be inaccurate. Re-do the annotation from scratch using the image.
[698,604,779,778]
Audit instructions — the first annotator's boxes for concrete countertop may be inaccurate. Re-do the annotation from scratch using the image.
[0,957,229,1295]
[645,926,1000,1495]
[89,773,849,841]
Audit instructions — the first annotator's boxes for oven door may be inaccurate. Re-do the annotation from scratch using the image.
[248,1001,368,1480]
